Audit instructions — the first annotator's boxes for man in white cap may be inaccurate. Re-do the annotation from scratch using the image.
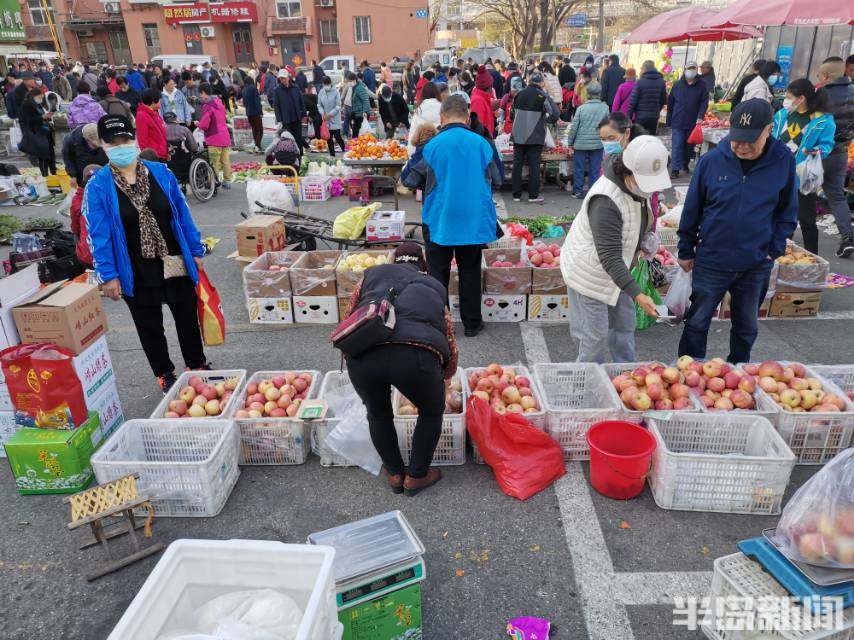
[560,135,671,363]
[666,60,709,178]
[271,68,306,150]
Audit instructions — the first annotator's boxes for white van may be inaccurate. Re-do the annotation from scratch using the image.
[150,54,215,70]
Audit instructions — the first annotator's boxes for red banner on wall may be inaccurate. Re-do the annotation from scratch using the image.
[163,2,258,24]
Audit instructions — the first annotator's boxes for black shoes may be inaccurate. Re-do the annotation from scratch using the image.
[836,238,854,259]
[464,322,485,337]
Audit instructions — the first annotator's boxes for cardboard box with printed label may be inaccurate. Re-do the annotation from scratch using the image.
[87,380,124,441]
[13,282,107,355]
[717,291,774,320]
[447,268,459,296]
[293,296,339,324]
[365,210,406,242]
[0,264,40,350]
[246,297,294,324]
[242,251,301,298]
[0,411,19,458]
[448,295,461,322]
[769,291,822,318]
[235,215,286,258]
[4,410,101,494]
[337,297,349,322]
[528,294,570,322]
[72,336,114,403]
[482,294,527,322]
[289,251,341,297]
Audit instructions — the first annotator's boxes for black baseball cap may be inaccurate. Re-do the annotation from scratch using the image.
[97,115,135,142]
[729,99,773,143]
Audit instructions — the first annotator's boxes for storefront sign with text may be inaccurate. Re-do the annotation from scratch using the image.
[163,2,258,24]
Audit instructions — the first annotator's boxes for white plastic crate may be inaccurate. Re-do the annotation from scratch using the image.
[392,369,466,466]
[647,413,795,514]
[702,553,854,640]
[657,226,679,246]
[227,370,320,465]
[601,362,704,422]
[811,364,854,396]
[151,369,247,420]
[299,176,332,202]
[464,365,546,464]
[754,364,854,465]
[533,363,623,460]
[487,233,524,250]
[314,370,354,467]
[107,539,338,640]
[91,419,240,518]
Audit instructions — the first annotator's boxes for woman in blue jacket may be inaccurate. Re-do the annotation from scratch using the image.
[771,78,836,254]
[83,114,209,393]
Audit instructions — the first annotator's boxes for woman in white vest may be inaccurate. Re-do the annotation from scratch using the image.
[560,136,671,362]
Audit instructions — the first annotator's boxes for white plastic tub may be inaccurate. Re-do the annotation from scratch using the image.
[91,419,239,517]
[107,539,338,640]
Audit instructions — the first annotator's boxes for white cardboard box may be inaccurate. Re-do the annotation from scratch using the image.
[365,211,406,242]
[0,264,40,350]
[292,296,339,324]
[73,336,115,403]
[527,294,570,322]
[246,296,294,324]
[448,295,461,323]
[0,410,19,458]
[87,380,124,442]
[482,295,527,322]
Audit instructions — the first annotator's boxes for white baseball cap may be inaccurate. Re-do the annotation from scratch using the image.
[277,69,290,79]
[622,135,672,193]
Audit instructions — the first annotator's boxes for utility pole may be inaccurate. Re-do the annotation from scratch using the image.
[597,0,605,50]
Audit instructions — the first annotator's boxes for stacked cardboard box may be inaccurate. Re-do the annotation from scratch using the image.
[289,251,341,324]
[482,248,530,323]
[235,215,286,258]
[243,251,301,324]
[528,260,568,322]
[769,243,827,318]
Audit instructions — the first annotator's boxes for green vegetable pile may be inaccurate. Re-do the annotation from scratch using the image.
[0,214,23,243]
[504,214,574,237]
[23,217,61,231]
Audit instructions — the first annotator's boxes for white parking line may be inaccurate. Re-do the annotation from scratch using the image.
[520,323,712,639]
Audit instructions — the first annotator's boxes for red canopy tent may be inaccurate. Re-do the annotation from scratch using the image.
[626,6,762,44]
[704,0,854,27]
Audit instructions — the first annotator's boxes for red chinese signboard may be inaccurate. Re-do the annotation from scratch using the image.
[163,2,258,24]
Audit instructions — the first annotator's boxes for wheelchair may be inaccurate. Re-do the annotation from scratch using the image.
[168,142,217,203]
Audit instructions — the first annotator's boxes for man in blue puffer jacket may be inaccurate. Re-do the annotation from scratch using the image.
[627,60,667,135]
[677,99,798,364]
[667,61,709,178]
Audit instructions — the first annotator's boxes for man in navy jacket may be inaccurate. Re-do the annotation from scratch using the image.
[677,100,798,363]
[627,61,667,134]
[666,61,709,177]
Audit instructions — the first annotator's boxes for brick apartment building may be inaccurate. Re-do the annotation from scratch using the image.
[17,0,431,67]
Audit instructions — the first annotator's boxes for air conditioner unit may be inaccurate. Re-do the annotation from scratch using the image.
[102,1,120,13]
[200,25,215,38]
[78,30,94,37]
[318,0,333,6]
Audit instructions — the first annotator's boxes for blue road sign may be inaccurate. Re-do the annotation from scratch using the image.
[415,8,428,18]
[566,13,588,27]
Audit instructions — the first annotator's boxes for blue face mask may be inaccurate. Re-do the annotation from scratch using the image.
[603,140,623,155]
[768,74,779,86]
[106,143,139,168]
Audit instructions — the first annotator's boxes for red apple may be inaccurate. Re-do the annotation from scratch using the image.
[673,397,692,410]
[661,367,681,384]
[714,397,734,410]
[724,371,742,390]
[168,399,188,415]
[707,377,726,393]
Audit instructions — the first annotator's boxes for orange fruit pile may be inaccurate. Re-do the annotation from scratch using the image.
[344,134,408,161]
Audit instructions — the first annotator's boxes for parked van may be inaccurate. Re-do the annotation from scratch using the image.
[150,54,215,70]
[316,55,356,85]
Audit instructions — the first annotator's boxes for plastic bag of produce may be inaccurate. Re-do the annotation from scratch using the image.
[631,258,663,330]
[796,153,823,195]
[775,449,854,569]
[246,179,296,214]
[331,202,381,240]
[687,124,704,145]
[664,268,692,319]
[466,396,564,500]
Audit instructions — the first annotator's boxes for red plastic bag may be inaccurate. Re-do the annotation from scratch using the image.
[0,343,88,428]
[320,121,331,141]
[687,123,704,145]
[196,269,226,346]
[466,397,565,500]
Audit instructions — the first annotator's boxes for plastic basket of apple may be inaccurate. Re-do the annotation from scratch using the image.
[533,363,623,460]
[313,370,355,467]
[464,364,545,464]
[810,364,854,402]
[227,370,320,465]
[392,369,466,466]
[152,369,247,420]
[671,356,778,421]
[739,360,854,465]
[601,362,704,422]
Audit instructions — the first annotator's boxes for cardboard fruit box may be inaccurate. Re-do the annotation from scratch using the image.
[769,291,822,318]
[243,251,302,299]
[482,248,532,295]
[235,215,286,258]
[718,291,774,321]
[775,242,828,292]
[289,251,341,297]
[335,250,393,298]
[4,410,101,494]
[365,210,406,243]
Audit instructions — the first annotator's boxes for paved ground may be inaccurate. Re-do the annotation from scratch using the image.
[0,155,852,640]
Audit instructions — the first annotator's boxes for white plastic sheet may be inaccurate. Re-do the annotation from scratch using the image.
[664,269,692,319]
[324,381,382,476]
[246,179,296,214]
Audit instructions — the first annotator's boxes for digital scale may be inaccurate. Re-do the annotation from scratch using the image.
[308,511,426,640]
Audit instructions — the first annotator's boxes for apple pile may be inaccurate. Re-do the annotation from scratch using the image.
[741,361,847,413]
[654,246,677,267]
[675,356,758,411]
[266,264,286,272]
[781,507,854,566]
[398,377,464,415]
[467,364,540,415]
[490,259,528,268]
[234,372,314,419]
[610,362,694,411]
[166,376,241,418]
[525,243,562,269]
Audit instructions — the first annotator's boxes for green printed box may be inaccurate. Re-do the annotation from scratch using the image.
[4,411,101,494]
[340,582,423,640]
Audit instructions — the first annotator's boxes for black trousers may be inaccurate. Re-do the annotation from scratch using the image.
[124,277,207,377]
[282,120,306,151]
[637,117,659,136]
[350,113,364,138]
[511,143,543,199]
[247,114,263,149]
[424,226,483,330]
[326,128,346,156]
[347,344,445,478]
[797,191,818,255]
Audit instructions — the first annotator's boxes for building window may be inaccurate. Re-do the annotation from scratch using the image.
[318,0,333,7]
[276,1,301,18]
[27,0,54,26]
[319,19,337,44]
[353,16,371,43]
[143,23,161,59]
[84,41,108,64]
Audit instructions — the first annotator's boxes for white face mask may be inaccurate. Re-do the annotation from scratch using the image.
[684,70,697,80]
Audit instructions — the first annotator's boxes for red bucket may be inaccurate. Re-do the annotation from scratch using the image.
[586,421,656,500]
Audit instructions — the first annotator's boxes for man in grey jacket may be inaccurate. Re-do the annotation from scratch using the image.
[510,71,559,204]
